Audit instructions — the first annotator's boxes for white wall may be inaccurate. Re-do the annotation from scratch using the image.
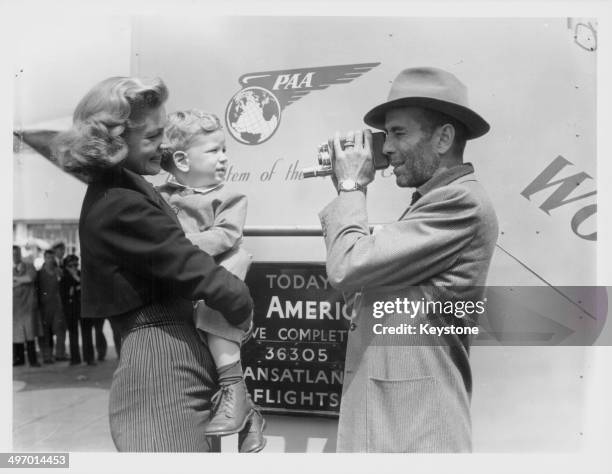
[13,16,132,128]
[12,16,132,221]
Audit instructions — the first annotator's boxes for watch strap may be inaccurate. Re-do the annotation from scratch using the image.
[338,180,367,193]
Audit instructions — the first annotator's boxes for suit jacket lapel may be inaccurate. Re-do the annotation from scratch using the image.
[398,191,422,221]
[397,166,476,221]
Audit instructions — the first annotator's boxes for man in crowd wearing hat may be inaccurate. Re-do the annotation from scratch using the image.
[38,249,68,363]
[319,67,498,452]
[52,242,66,271]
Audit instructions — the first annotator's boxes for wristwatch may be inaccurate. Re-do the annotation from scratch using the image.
[338,179,366,193]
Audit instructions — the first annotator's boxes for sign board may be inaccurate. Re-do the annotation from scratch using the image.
[242,263,348,416]
[241,264,609,417]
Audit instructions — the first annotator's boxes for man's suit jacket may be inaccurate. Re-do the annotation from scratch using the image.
[79,166,252,325]
[319,166,498,452]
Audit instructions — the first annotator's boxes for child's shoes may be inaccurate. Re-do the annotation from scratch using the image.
[238,397,266,453]
[205,379,253,436]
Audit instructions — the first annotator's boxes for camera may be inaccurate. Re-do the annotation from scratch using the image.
[302,131,388,178]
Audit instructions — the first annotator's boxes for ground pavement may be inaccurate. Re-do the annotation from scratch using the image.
[13,346,587,453]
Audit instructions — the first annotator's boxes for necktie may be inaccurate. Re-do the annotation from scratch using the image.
[398,191,422,221]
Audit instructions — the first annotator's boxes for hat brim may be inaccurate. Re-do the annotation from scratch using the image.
[363,97,490,140]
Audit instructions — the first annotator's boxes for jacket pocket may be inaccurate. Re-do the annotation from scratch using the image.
[366,376,449,452]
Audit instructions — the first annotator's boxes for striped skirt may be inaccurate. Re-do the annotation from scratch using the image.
[108,299,219,452]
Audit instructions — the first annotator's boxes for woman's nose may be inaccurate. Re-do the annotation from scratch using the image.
[219,153,228,163]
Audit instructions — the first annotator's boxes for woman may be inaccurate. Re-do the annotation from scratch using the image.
[53,77,253,452]
[13,245,41,367]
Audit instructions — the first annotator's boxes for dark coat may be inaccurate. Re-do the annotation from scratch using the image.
[60,270,81,321]
[79,166,252,325]
[37,267,64,325]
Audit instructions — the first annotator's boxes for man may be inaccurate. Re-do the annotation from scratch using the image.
[37,249,68,362]
[319,67,498,452]
[52,242,66,270]
[59,254,82,365]
[80,317,108,365]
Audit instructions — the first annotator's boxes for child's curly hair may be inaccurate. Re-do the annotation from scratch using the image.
[161,110,222,172]
[52,76,168,182]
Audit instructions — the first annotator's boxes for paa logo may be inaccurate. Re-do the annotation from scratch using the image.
[225,63,380,145]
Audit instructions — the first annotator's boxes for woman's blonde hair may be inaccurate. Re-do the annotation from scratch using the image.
[53,76,169,181]
[161,110,222,172]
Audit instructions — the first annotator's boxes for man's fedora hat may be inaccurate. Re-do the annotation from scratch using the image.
[363,67,490,139]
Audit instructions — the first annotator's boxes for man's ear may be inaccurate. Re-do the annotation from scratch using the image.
[173,151,190,172]
[434,124,455,154]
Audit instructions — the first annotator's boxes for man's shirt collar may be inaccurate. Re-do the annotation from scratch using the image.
[412,163,474,203]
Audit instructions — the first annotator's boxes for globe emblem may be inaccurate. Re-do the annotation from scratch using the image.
[225,86,281,145]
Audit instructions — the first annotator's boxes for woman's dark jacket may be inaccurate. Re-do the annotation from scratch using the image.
[79,166,252,325]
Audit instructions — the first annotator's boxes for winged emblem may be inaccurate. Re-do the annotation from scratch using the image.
[237,62,381,109]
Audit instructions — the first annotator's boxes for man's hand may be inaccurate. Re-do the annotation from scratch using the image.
[330,129,375,191]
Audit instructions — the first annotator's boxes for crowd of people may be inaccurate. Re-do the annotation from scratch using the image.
[12,241,121,368]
